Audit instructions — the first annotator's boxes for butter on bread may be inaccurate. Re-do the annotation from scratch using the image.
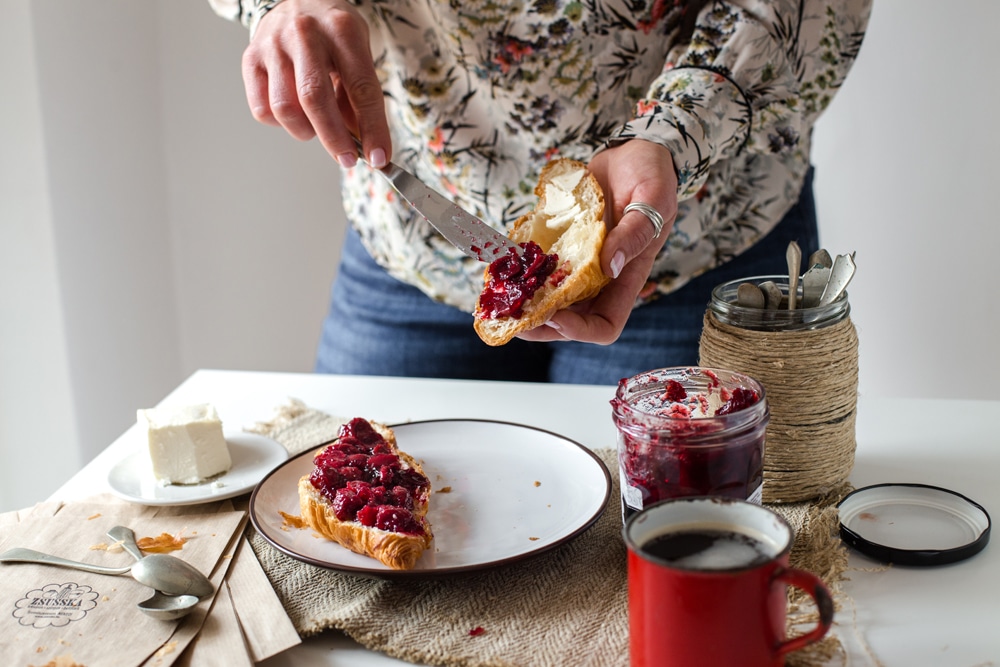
[474,158,609,346]
[298,419,433,570]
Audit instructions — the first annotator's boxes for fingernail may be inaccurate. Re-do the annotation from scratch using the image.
[545,320,561,331]
[610,250,625,279]
[337,152,358,169]
[369,148,387,169]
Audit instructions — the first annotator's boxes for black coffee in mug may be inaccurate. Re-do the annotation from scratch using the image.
[625,498,835,665]
[641,528,773,570]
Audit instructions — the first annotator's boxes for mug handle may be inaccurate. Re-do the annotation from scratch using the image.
[773,567,835,656]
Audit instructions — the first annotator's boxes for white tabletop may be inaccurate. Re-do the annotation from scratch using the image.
[51,369,999,666]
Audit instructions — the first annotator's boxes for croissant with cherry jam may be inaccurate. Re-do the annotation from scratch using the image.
[298,418,433,570]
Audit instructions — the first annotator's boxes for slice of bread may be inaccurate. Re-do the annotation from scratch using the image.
[298,419,433,570]
[474,158,609,346]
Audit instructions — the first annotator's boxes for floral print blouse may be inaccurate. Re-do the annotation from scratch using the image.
[211,0,872,313]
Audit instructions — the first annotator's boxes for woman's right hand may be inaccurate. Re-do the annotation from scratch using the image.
[241,0,391,168]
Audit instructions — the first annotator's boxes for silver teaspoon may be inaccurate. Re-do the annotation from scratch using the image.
[1,544,213,599]
[786,241,802,310]
[0,547,132,575]
[736,282,765,309]
[818,253,857,306]
[801,248,833,308]
[107,526,214,599]
[108,526,207,621]
[136,590,200,621]
[758,280,783,310]
[808,248,833,270]
[801,263,831,308]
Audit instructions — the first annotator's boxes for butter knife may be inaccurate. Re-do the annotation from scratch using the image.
[353,139,521,262]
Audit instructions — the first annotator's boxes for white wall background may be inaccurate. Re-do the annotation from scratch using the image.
[2,0,997,512]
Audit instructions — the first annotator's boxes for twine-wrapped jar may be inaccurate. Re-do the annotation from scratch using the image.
[698,276,859,503]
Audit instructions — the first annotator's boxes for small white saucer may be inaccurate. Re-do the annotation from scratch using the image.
[108,431,288,506]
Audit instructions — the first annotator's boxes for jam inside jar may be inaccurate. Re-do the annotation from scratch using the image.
[611,367,769,522]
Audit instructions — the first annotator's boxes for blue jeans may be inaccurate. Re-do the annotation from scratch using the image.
[316,170,819,385]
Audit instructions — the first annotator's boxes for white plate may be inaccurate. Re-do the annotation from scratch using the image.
[249,419,611,578]
[108,431,288,506]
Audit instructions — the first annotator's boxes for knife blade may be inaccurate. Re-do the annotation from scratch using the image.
[353,139,521,262]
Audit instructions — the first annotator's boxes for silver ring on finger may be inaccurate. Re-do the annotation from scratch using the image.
[623,202,665,238]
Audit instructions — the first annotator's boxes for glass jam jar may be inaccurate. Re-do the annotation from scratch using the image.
[611,367,769,522]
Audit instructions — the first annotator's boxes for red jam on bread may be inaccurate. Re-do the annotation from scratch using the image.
[477,241,560,320]
[299,418,433,569]
[473,158,609,346]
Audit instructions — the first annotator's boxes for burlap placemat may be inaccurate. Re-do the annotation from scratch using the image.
[246,400,851,667]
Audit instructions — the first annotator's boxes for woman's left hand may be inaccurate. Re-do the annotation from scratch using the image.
[517,139,678,344]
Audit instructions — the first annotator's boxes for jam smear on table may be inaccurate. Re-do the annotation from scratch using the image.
[477,241,559,319]
[309,418,430,535]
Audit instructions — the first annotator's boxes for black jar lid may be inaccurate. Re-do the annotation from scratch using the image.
[837,483,991,566]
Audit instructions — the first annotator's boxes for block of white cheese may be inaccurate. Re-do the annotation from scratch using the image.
[137,403,232,484]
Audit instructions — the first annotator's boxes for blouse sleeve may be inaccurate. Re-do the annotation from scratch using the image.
[206,0,284,37]
[607,0,873,200]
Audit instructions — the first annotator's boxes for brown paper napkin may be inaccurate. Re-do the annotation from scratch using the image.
[175,583,252,667]
[2,448,302,667]
[0,499,244,667]
[168,511,252,667]
[166,498,300,665]
[244,401,852,667]
[225,533,301,662]
[143,501,250,667]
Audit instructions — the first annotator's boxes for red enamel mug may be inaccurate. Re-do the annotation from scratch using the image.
[624,497,833,667]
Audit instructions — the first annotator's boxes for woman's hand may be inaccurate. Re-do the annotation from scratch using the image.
[517,139,678,345]
[241,0,391,168]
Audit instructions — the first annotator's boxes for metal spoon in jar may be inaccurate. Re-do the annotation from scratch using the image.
[809,248,833,270]
[786,241,802,310]
[758,280,783,310]
[801,265,831,308]
[736,282,766,309]
[818,253,857,306]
